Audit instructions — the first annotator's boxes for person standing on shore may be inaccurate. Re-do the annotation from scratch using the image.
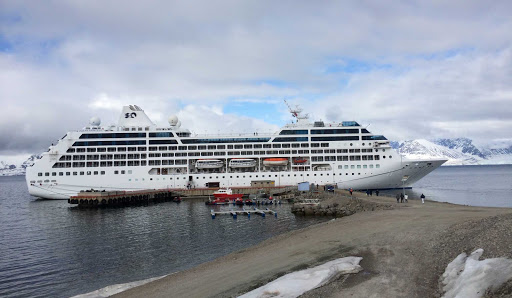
[349,188,353,198]
[421,193,425,204]
[396,194,400,203]
[376,190,379,196]
[400,193,404,203]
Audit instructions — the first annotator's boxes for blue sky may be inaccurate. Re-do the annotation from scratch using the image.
[1,0,512,161]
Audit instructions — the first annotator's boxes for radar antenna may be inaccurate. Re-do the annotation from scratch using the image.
[284,100,309,120]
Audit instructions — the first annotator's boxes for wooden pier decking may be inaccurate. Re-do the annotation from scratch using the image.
[68,189,178,207]
[210,208,277,219]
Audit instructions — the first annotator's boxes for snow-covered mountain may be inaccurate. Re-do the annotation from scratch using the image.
[0,155,40,176]
[391,138,512,166]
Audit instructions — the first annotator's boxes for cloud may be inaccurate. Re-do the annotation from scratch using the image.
[0,0,511,159]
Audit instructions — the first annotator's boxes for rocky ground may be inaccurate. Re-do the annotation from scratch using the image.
[117,190,512,298]
[290,191,394,216]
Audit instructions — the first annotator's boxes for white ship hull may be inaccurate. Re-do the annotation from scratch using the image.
[26,157,445,199]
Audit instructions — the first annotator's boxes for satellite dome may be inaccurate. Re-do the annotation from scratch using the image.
[175,120,182,128]
[168,115,179,126]
[89,117,101,126]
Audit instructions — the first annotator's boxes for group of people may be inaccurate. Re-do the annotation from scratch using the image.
[365,189,379,196]
[395,192,426,203]
[395,193,407,203]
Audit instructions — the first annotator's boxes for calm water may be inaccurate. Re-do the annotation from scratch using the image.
[0,177,327,298]
[1,165,511,297]
[381,165,512,207]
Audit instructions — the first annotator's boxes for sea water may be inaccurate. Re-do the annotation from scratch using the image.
[0,176,327,298]
[1,165,511,297]
[383,165,512,207]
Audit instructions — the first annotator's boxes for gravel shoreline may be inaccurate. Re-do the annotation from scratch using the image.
[116,191,512,298]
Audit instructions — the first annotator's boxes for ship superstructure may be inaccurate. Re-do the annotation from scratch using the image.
[26,104,446,199]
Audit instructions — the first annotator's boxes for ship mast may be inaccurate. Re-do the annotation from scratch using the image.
[284,100,309,123]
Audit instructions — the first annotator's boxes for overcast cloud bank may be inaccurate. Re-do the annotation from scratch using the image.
[1,1,511,160]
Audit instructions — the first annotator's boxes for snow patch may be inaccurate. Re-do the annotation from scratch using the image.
[71,275,167,298]
[442,249,512,298]
[238,257,362,298]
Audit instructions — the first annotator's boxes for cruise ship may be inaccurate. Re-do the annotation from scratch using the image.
[26,104,446,199]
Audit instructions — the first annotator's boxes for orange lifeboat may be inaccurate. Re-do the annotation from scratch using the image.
[263,158,288,166]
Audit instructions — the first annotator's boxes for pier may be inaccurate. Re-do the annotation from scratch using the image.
[210,208,278,219]
[68,189,179,207]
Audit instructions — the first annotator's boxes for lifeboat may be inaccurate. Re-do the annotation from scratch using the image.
[263,158,288,166]
[229,158,257,168]
[293,158,308,164]
[195,159,224,169]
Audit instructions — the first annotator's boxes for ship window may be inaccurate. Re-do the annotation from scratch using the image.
[121,170,125,174]
[114,171,119,174]
[253,144,262,148]
[87,148,96,152]
[73,172,77,175]
[87,171,91,175]
[100,171,105,175]
[67,148,75,153]
[38,173,42,176]
[76,148,86,152]
[389,155,392,158]
[363,165,367,169]
[93,171,98,175]
[350,143,353,146]
[80,172,84,175]
[311,143,319,147]
[108,148,116,152]
[357,165,361,169]
[263,144,271,148]
[52,172,56,176]
[97,148,106,152]
[369,165,374,168]
[118,147,127,152]
[59,172,63,176]
[376,164,380,168]
[273,144,281,148]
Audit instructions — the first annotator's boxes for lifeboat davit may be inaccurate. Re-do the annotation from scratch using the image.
[263,158,288,166]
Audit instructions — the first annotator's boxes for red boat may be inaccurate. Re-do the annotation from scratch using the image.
[293,158,307,164]
[212,188,244,200]
[205,197,231,205]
